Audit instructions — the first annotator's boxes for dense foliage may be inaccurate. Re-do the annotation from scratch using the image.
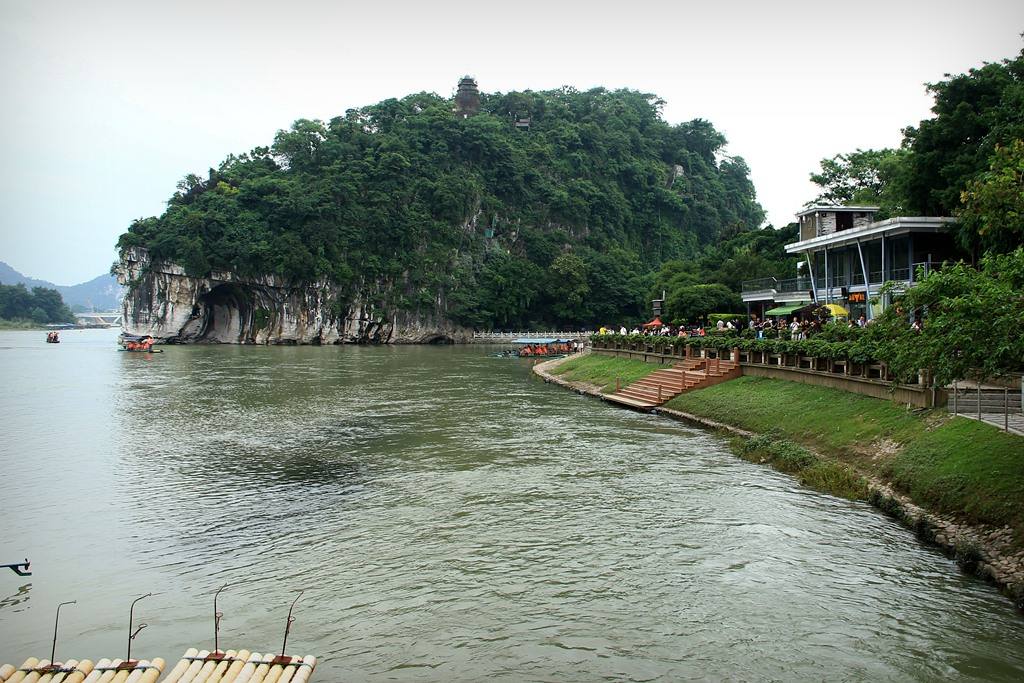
[0,284,75,323]
[591,330,897,366]
[870,248,1024,385]
[649,223,799,324]
[959,139,1024,254]
[117,86,765,329]
[809,44,1024,254]
[594,248,1024,384]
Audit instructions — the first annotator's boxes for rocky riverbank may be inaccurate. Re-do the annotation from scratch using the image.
[533,353,1024,612]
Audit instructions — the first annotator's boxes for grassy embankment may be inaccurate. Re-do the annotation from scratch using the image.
[552,355,1024,546]
[551,354,659,394]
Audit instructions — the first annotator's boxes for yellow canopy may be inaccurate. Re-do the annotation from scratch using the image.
[823,303,849,317]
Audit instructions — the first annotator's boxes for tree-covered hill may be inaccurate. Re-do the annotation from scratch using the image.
[118,86,764,329]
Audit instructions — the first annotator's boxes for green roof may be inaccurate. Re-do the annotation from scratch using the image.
[764,303,809,316]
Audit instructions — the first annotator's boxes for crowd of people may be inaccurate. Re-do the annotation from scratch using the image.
[597,323,710,338]
[747,314,868,340]
[596,311,877,341]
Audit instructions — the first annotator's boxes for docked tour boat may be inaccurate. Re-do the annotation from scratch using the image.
[513,338,573,358]
[119,333,163,353]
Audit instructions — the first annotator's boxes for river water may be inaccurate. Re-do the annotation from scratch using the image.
[1,328,1023,681]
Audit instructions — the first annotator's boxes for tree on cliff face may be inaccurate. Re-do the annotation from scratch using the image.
[117,86,765,329]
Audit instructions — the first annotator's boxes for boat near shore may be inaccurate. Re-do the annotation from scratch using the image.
[118,334,163,353]
[511,338,575,358]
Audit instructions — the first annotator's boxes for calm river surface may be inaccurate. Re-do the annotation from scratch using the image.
[2,328,1023,681]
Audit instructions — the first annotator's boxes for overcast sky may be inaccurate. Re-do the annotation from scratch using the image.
[1,0,1022,284]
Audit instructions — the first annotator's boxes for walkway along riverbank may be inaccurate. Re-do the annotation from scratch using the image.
[532,353,1024,613]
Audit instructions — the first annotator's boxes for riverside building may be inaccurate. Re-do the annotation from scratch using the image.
[742,205,958,321]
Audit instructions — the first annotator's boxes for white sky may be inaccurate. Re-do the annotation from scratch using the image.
[1,0,1022,284]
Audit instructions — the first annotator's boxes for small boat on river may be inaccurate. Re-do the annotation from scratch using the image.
[45,331,60,343]
[512,338,573,358]
[118,334,163,353]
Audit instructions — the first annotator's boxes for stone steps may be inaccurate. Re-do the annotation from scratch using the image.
[605,359,741,409]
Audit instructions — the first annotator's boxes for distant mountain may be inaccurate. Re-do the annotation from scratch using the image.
[0,261,122,311]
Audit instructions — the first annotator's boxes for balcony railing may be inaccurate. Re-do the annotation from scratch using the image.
[742,277,778,292]
[742,262,946,293]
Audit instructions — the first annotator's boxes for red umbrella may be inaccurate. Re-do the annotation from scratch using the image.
[642,317,663,328]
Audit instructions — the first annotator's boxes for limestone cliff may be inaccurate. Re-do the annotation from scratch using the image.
[116,248,472,344]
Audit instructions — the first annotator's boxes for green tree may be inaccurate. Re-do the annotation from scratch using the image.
[902,46,1024,217]
[809,148,909,218]
[958,139,1024,254]
[547,253,589,324]
[666,283,741,324]
[872,248,1024,384]
[0,284,75,323]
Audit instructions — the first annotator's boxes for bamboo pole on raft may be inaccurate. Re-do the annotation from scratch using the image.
[271,659,297,683]
[158,649,198,683]
[218,653,260,683]
[130,660,163,683]
[52,658,96,683]
[166,650,209,683]
[78,659,111,683]
[273,657,304,683]
[189,650,237,683]
[6,657,41,683]
[88,658,122,683]
[288,656,316,683]
[14,659,51,683]
[206,650,249,683]
[36,658,93,683]
[259,656,292,683]
[234,653,273,683]
[120,659,163,683]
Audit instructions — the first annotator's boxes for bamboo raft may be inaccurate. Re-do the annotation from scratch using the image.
[2,585,314,682]
[0,652,315,683]
[0,658,99,683]
[0,658,165,683]
[161,649,315,683]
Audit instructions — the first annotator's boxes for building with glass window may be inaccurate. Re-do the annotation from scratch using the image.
[742,206,958,321]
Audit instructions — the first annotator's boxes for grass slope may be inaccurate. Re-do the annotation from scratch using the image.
[552,354,658,393]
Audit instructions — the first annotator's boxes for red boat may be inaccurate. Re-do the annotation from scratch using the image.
[118,333,163,353]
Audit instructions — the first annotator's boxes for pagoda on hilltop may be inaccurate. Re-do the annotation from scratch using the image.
[454,76,480,118]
